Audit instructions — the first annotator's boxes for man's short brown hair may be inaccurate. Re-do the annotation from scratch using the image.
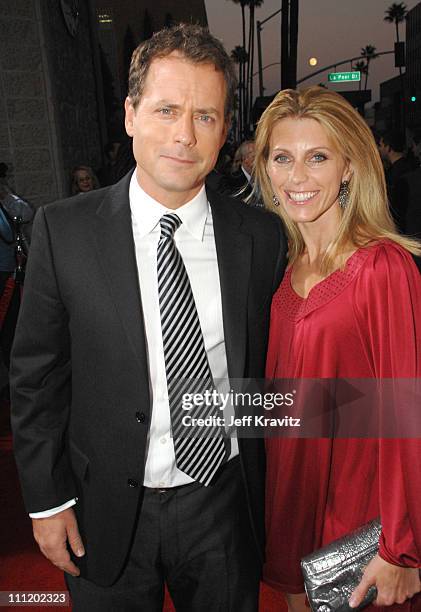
[127,23,237,121]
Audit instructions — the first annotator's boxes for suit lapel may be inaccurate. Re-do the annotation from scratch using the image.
[209,190,252,379]
[92,178,252,381]
[93,172,149,376]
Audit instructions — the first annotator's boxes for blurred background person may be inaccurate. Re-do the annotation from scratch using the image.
[395,167,421,270]
[0,163,34,395]
[255,87,421,612]
[227,140,263,207]
[96,141,122,187]
[205,144,233,196]
[227,140,256,198]
[0,196,16,385]
[378,130,417,232]
[409,129,421,168]
[70,165,100,195]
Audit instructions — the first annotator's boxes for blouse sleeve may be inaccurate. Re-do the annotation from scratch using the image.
[354,241,421,567]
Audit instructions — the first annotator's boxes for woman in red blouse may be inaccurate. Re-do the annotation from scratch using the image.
[253,87,421,611]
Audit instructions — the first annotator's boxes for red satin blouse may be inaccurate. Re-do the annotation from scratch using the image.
[264,241,421,611]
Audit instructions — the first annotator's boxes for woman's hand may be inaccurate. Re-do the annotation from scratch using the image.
[349,554,420,608]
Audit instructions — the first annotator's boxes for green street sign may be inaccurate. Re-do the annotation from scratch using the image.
[328,71,361,82]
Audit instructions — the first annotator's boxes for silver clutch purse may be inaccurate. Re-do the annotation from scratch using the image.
[301,519,381,612]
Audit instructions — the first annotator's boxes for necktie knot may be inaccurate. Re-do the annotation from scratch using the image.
[159,214,182,240]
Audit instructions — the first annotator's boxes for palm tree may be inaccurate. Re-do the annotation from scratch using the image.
[384,2,407,44]
[231,46,248,140]
[361,45,378,90]
[353,60,368,91]
[229,0,248,52]
[228,0,248,138]
[384,2,407,83]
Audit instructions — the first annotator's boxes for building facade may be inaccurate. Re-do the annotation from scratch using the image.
[96,0,208,109]
[0,0,207,206]
[376,75,403,134]
[376,2,421,137]
[406,1,421,132]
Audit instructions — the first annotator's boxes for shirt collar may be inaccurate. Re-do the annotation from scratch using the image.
[129,171,209,241]
[241,165,252,183]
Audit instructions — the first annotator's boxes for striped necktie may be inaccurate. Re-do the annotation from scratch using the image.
[157,213,229,486]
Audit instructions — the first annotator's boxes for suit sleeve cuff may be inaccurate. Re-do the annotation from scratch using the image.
[29,498,77,518]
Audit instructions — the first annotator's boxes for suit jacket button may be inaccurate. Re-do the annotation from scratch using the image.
[127,479,139,488]
[136,412,146,423]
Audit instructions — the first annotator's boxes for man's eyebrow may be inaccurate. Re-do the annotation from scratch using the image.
[152,100,221,115]
[195,107,220,115]
[153,100,181,108]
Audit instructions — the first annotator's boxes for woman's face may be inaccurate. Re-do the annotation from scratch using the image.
[266,117,351,226]
[76,170,94,192]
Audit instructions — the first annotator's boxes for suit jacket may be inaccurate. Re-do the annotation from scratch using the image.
[396,168,421,238]
[10,171,287,586]
[396,168,421,272]
[226,169,265,209]
[227,169,252,198]
[386,156,415,232]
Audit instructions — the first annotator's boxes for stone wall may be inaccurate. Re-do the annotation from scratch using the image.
[40,0,103,195]
[0,0,103,206]
[0,0,207,206]
[0,0,55,206]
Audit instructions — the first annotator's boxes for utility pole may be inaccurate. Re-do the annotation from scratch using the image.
[289,0,299,88]
[257,21,264,97]
[256,7,282,97]
[281,0,289,89]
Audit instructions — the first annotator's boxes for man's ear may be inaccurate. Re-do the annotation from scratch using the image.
[124,97,135,137]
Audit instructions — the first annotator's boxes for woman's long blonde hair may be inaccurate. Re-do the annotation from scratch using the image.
[254,86,421,271]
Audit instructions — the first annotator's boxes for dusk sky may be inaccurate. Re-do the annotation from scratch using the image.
[205,0,419,103]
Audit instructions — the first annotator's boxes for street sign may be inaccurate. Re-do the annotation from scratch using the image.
[328,71,361,83]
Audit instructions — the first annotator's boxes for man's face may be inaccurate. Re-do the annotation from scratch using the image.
[242,142,255,175]
[125,52,228,208]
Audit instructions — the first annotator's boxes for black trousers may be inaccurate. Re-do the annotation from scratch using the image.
[66,457,261,612]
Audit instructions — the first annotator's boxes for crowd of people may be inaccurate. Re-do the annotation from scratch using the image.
[3,21,421,612]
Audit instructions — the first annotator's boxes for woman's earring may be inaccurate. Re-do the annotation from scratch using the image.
[338,180,350,209]
[273,194,280,207]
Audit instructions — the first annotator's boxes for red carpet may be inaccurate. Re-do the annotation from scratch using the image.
[0,400,286,611]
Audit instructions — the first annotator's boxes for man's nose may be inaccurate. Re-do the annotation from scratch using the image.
[174,116,196,147]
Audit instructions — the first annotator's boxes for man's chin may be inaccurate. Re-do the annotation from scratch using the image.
[158,177,206,194]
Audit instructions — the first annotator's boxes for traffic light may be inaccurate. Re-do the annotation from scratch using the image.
[410,89,417,103]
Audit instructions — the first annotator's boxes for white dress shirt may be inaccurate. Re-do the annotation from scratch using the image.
[30,173,238,517]
[241,165,252,184]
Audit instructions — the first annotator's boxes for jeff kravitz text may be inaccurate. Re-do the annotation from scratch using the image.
[181,388,301,429]
[182,414,301,427]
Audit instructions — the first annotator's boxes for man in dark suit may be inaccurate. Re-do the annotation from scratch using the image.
[227,141,264,208]
[378,130,417,232]
[395,168,421,271]
[402,169,421,239]
[227,140,256,198]
[10,24,286,611]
